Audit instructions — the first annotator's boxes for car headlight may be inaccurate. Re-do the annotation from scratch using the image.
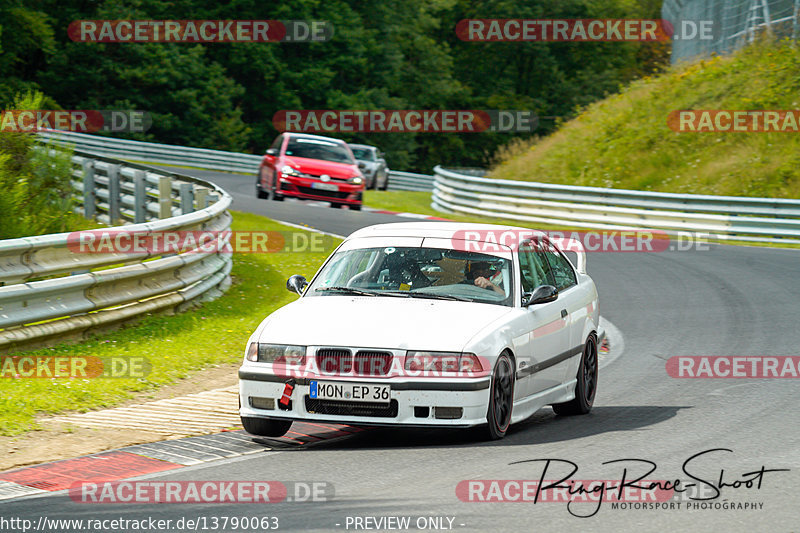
[348,176,363,184]
[280,165,300,177]
[404,351,483,372]
[246,343,306,364]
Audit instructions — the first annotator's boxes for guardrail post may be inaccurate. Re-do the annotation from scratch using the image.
[107,164,121,224]
[207,193,219,207]
[195,187,209,209]
[82,160,96,219]
[158,176,173,219]
[133,170,147,223]
[180,183,194,214]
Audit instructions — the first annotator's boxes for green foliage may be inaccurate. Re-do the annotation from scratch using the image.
[0,91,77,238]
[4,0,668,171]
[490,40,800,198]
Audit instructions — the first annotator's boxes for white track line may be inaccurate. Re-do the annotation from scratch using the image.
[271,219,345,239]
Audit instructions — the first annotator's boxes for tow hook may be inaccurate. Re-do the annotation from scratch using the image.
[279,379,295,410]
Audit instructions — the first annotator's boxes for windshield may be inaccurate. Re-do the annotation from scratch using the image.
[285,138,354,164]
[306,246,513,306]
[351,148,376,161]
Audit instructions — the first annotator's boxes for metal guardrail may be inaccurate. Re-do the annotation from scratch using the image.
[0,149,233,352]
[432,166,800,244]
[38,130,262,173]
[38,130,434,192]
[386,171,435,192]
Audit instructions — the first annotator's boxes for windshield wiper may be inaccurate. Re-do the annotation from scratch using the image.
[316,286,381,297]
[383,291,474,302]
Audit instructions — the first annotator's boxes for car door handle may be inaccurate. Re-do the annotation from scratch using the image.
[561,309,568,318]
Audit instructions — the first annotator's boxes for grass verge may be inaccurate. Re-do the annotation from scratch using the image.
[490,40,800,199]
[0,210,340,436]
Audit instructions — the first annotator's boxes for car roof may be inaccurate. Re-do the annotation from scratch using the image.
[346,221,547,243]
[284,132,346,144]
[348,144,376,150]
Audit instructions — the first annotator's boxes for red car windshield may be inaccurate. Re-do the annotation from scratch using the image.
[285,139,354,164]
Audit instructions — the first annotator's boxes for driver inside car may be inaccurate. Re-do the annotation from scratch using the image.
[464,261,504,295]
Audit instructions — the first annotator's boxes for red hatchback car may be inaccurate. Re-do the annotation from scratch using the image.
[256,133,364,210]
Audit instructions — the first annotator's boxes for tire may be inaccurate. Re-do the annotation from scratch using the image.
[267,177,284,201]
[351,204,362,211]
[553,335,598,416]
[241,416,292,437]
[485,352,515,440]
[256,177,268,199]
[330,202,342,209]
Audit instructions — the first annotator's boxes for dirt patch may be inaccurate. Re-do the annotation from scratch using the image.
[0,363,242,472]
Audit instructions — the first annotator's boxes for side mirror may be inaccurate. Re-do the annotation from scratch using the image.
[286,274,308,295]
[358,161,367,169]
[523,285,558,306]
[265,148,278,156]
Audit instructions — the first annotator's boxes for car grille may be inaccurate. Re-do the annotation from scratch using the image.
[317,348,353,374]
[305,172,349,182]
[316,349,393,376]
[305,397,399,418]
[353,351,393,375]
[296,186,350,199]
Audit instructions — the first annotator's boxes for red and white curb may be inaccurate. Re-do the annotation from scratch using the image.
[0,422,361,502]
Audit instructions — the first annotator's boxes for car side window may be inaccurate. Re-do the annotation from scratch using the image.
[518,244,553,292]
[543,242,577,291]
[518,250,537,292]
[270,134,283,153]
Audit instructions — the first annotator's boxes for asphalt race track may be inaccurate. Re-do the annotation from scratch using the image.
[2,169,798,532]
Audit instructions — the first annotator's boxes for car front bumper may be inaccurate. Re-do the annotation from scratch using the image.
[238,369,491,427]
[278,176,363,204]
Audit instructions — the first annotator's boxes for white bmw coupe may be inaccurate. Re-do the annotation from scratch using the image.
[239,222,599,440]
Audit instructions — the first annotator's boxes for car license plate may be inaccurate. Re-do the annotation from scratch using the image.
[311,182,339,192]
[309,381,390,403]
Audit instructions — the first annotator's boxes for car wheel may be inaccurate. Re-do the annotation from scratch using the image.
[553,335,598,416]
[267,177,284,202]
[241,416,292,437]
[330,202,342,209]
[379,171,389,191]
[351,204,362,211]
[485,352,514,440]
[256,176,268,199]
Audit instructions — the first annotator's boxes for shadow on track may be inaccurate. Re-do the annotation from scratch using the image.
[256,405,690,451]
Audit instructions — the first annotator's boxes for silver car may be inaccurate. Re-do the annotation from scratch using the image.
[349,144,389,190]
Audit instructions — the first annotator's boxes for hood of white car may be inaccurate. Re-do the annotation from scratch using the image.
[256,295,513,351]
